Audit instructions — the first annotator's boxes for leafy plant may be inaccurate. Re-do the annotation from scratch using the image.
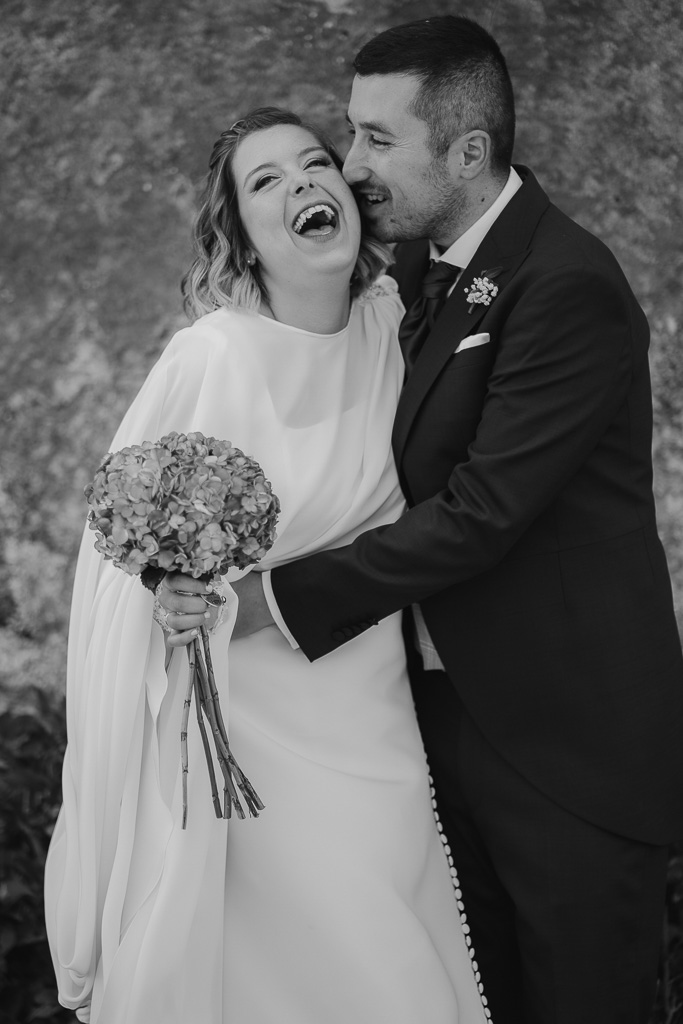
[652,845,683,1024]
[0,684,73,1023]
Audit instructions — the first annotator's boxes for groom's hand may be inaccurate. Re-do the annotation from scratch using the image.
[232,572,276,638]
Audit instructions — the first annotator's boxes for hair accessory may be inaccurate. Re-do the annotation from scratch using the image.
[210,120,248,165]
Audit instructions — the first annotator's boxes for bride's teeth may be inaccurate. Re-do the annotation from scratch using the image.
[293,204,335,234]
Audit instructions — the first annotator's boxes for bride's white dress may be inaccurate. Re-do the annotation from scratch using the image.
[45,279,490,1024]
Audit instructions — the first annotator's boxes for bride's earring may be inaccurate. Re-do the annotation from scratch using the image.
[246,253,256,267]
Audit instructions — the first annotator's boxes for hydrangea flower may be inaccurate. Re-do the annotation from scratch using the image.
[85,431,280,584]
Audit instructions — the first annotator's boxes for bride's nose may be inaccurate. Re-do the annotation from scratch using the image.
[293,176,316,195]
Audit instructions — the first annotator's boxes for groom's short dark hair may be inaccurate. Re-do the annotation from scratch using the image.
[353,15,515,172]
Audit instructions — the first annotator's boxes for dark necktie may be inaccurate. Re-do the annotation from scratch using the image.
[398,260,461,376]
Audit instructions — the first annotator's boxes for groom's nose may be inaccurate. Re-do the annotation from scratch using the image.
[342,140,367,185]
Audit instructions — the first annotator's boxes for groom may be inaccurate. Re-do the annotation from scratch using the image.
[236,15,683,1023]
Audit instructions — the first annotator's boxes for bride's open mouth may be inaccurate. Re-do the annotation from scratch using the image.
[292,203,339,239]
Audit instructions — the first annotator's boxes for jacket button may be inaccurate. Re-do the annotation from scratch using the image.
[331,625,360,642]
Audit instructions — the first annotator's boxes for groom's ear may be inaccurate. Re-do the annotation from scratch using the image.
[446,130,491,181]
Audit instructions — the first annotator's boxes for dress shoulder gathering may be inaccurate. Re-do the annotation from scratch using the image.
[45,278,490,1024]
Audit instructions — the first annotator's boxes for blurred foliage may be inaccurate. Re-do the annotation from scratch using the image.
[656,847,683,1023]
[1,0,682,1019]
[0,685,72,1023]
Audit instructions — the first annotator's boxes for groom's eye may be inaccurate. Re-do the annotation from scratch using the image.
[346,128,390,149]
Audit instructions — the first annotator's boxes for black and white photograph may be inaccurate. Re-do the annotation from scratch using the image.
[1,2,683,1022]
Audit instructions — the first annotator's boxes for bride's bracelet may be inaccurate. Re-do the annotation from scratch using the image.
[152,594,173,633]
[151,578,228,634]
[204,579,229,635]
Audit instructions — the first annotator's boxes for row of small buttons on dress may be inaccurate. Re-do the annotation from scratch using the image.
[429,770,493,1021]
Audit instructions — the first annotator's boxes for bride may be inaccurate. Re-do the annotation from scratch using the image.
[45,107,490,1024]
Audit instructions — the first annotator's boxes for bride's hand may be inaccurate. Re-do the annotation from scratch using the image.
[156,573,217,647]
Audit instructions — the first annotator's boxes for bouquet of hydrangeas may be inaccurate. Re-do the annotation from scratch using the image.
[85,430,280,826]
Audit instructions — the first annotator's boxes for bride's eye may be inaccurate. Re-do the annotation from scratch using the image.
[305,156,331,169]
[253,173,278,191]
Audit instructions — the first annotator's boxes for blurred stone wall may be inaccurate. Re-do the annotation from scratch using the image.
[1,0,682,697]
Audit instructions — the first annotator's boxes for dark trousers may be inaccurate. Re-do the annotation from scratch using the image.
[411,667,669,1024]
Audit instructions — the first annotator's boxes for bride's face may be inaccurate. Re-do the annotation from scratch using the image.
[232,124,361,291]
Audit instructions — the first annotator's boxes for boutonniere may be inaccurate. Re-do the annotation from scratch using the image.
[464,266,503,313]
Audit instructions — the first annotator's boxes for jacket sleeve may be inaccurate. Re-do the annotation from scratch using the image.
[271,262,642,660]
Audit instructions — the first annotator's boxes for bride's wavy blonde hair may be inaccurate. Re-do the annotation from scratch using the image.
[182,107,393,320]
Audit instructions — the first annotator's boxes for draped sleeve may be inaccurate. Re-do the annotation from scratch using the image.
[44,316,252,1019]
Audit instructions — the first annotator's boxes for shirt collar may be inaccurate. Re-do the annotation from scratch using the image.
[429,167,523,268]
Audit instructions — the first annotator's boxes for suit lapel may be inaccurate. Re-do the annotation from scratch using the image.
[392,167,550,464]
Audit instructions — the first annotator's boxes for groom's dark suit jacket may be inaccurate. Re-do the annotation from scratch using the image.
[272,166,683,845]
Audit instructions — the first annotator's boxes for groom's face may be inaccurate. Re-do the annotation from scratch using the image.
[344,73,464,246]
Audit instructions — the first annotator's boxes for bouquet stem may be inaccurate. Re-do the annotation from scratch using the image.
[186,641,222,826]
[181,626,263,828]
[180,669,193,830]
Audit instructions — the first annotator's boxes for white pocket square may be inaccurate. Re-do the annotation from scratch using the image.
[454,333,490,354]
